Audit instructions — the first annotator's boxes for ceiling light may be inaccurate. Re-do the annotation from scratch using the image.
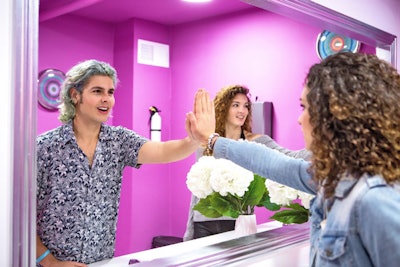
[182,0,212,3]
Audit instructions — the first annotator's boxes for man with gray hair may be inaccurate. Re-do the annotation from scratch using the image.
[36,59,210,266]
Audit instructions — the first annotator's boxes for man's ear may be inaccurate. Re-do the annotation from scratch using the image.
[70,88,79,104]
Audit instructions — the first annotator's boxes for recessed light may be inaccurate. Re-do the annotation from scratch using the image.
[182,0,212,3]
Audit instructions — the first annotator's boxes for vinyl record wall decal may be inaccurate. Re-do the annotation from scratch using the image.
[316,30,360,60]
[38,69,65,110]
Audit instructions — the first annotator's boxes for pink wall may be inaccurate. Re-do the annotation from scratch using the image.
[38,7,375,256]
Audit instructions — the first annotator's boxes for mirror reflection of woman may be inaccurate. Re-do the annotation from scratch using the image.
[184,85,309,240]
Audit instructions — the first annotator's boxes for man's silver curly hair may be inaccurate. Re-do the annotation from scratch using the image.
[58,59,118,123]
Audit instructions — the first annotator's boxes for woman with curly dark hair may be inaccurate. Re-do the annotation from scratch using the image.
[189,52,400,266]
[305,53,400,198]
[183,85,262,240]
[212,85,255,142]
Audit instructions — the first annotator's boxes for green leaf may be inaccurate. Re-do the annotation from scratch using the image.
[193,193,241,219]
[210,193,241,218]
[270,204,309,224]
[285,203,309,211]
[258,191,281,211]
[193,196,222,218]
[242,175,266,208]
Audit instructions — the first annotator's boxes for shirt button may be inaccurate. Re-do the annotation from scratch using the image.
[325,249,332,257]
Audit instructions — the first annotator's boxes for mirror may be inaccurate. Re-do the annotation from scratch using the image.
[18,0,397,266]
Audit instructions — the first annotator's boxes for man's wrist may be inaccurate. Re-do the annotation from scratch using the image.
[36,249,51,265]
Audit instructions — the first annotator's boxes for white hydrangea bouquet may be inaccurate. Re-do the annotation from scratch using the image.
[186,156,313,224]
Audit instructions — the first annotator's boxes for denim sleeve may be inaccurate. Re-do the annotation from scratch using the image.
[213,137,317,194]
[253,135,311,160]
[357,186,400,266]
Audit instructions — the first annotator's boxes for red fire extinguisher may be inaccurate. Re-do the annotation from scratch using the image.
[149,106,161,141]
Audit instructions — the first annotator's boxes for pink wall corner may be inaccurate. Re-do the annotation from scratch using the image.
[113,18,174,255]
[112,20,137,255]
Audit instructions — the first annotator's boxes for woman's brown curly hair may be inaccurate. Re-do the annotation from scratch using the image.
[214,85,253,137]
[306,52,400,198]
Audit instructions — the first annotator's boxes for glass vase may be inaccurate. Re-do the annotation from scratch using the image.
[235,214,257,237]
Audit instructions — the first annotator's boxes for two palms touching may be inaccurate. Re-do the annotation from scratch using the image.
[186,89,215,146]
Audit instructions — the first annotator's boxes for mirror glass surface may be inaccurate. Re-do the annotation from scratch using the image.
[28,0,397,265]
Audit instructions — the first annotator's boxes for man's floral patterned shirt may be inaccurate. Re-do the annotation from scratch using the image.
[36,121,148,264]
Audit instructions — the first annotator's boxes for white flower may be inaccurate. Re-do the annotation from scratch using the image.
[209,158,254,197]
[186,156,254,198]
[186,156,217,198]
[265,179,313,207]
[265,180,297,206]
[297,191,314,209]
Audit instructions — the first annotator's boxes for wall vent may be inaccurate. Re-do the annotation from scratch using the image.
[137,39,169,68]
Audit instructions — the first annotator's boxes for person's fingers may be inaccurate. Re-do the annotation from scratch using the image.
[200,89,208,113]
[194,88,206,114]
[185,112,194,140]
[193,89,199,114]
[195,89,214,117]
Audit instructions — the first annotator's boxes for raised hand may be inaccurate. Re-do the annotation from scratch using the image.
[186,89,215,145]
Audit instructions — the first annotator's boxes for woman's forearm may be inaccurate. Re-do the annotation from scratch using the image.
[213,137,317,194]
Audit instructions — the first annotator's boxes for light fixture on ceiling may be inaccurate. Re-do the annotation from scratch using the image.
[182,0,212,3]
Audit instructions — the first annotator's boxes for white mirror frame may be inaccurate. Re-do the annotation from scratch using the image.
[13,0,38,266]
[243,0,397,66]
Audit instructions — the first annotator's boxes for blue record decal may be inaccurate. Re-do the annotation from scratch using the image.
[38,69,65,110]
[316,30,360,60]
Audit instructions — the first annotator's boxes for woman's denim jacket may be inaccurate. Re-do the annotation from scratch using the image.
[213,138,400,267]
